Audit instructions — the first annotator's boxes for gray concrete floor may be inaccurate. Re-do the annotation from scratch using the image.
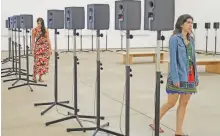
[1,49,220,136]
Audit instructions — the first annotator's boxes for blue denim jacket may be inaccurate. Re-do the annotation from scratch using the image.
[168,33,199,84]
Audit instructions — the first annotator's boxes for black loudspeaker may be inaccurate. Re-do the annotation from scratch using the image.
[144,0,175,31]
[115,0,141,30]
[161,35,165,40]
[9,16,14,29]
[13,15,21,28]
[20,14,33,29]
[205,22,211,29]
[213,22,219,29]
[47,10,64,29]
[87,4,110,30]
[5,19,9,28]
[65,7,85,29]
[193,23,197,29]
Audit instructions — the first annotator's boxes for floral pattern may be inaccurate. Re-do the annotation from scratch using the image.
[33,27,50,76]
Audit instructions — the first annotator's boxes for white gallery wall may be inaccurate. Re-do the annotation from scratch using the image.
[1,0,220,52]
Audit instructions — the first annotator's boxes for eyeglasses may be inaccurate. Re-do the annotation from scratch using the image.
[37,22,41,25]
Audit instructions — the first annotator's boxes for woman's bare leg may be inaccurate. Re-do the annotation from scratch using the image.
[150,94,179,132]
[176,94,191,135]
[160,94,179,120]
[39,74,44,82]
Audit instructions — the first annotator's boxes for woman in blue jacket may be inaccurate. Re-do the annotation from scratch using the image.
[150,14,199,136]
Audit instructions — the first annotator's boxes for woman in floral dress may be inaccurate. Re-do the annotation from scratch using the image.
[32,18,52,82]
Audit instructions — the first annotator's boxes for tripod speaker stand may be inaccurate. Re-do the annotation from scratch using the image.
[1,30,12,65]
[116,32,126,52]
[101,30,113,52]
[205,23,211,55]
[78,29,89,52]
[7,29,47,91]
[66,30,125,136]
[160,35,168,52]
[34,29,76,115]
[44,29,104,128]
[2,29,15,75]
[61,29,73,53]
[2,29,27,79]
[213,22,220,55]
[89,31,96,52]
[154,31,164,136]
[21,30,27,58]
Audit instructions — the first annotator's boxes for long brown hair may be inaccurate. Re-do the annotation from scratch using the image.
[172,14,193,37]
[37,17,46,37]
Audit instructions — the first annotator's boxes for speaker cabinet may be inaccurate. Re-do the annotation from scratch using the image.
[5,19,9,28]
[9,17,14,29]
[205,22,211,29]
[213,22,219,29]
[65,7,85,29]
[20,14,33,29]
[115,0,141,30]
[193,23,197,29]
[87,4,110,30]
[144,0,175,31]
[47,10,64,29]
[13,15,21,29]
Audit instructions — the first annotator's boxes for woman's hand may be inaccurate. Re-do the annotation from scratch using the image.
[174,83,180,87]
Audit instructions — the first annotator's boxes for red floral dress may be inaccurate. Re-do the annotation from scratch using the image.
[33,28,50,76]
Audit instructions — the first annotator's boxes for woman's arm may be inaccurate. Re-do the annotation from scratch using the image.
[169,35,179,85]
[192,40,199,84]
[46,29,52,52]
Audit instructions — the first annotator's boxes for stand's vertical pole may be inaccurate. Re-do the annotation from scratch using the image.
[30,29,32,55]
[155,31,162,136]
[8,30,11,60]
[18,28,21,79]
[15,29,18,74]
[194,29,196,46]
[125,30,130,136]
[23,30,26,55]
[67,29,70,51]
[12,29,15,70]
[121,32,123,50]
[26,29,30,83]
[214,29,217,55]
[105,30,108,50]
[92,31,94,51]
[80,29,83,51]
[96,30,101,128]
[73,29,78,115]
[54,29,58,103]
[205,29,208,53]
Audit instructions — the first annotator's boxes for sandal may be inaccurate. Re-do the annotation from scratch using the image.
[149,124,164,133]
[175,134,188,136]
[32,77,37,82]
[38,79,44,82]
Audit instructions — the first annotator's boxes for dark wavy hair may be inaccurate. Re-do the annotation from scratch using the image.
[172,14,193,38]
[37,17,46,37]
